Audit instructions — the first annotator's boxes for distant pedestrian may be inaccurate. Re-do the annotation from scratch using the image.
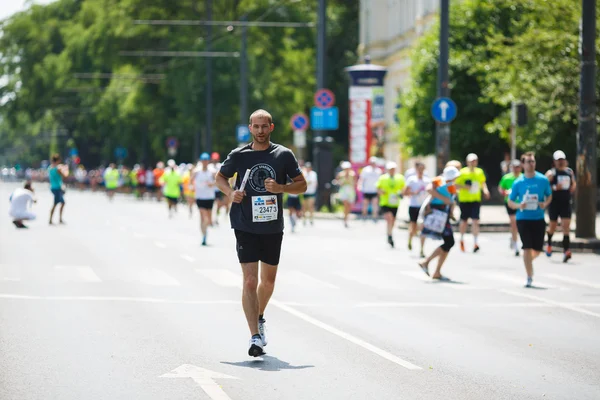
[9,182,36,228]
[48,154,69,225]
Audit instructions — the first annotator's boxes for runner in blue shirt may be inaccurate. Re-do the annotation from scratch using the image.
[48,154,69,225]
[508,152,552,288]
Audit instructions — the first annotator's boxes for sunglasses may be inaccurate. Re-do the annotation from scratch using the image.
[523,159,536,164]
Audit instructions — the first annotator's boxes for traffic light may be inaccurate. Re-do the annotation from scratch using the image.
[517,103,527,126]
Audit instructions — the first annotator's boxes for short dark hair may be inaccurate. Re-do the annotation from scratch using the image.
[51,153,61,163]
[24,181,32,191]
[521,151,535,163]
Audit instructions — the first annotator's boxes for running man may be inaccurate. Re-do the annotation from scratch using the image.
[302,162,318,226]
[336,162,356,228]
[358,156,382,221]
[545,150,576,262]
[48,154,69,225]
[455,153,490,252]
[508,152,552,288]
[418,166,460,280]
[498,159,523,256]
[161,160,182,218]
[403,161,431,257]
[193,153,216,245]
[9,182,36,228]
[376,162,405,248]
[103,163,119,201]
[216,109,307,357]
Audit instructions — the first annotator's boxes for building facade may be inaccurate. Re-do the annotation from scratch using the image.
[358,0,439,171]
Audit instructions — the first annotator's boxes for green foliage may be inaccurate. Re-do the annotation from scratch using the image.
[399,0,599,180]
[0,0,359,167]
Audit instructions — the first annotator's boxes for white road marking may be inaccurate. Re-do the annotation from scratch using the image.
[544,274,600,290]
[160,364,239,400]
[137,268,181,286]
[281,271,339,289]
[1,277,21,282]
[154,241,167,248]
[180,254,196,263]
[133,232,147,239]
[196,269,241,288]
[356,302,459,308]
[54,265,102,282]
[272,300,422,370]
[484,272,563,290]
[0,294,237,304]
[500,290,600,319]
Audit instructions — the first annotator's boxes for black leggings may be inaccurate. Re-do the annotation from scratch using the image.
[440,233,455,252]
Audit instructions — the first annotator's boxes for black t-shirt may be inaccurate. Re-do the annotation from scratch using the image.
[219,142,302,234]
[548,167,575,202]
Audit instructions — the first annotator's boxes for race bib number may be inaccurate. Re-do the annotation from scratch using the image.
[423,209,448,234]
[523,193,539,211]
[557,175,571,190]
[252,195,278,222]
[388,193,400,206]
[469,181,480,195]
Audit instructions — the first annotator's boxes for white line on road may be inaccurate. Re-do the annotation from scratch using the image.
[544,274,600,290]
[282,271,340,289]
[180,254,196,263]
[0,294,238,304]
[500,290,600,319]
[485,273,563,290]
[54,266,102,282]
[1,277,21,282]
[154,241,167,248]
[133,232,147,239]
[272,299,422,370]
[356,302,459,308]
[138,269,181,286]
[196,269,241,288]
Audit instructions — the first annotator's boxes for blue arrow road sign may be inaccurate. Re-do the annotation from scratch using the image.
[237,125,250,142]
[310,107,339,130]
[431,97,457,123]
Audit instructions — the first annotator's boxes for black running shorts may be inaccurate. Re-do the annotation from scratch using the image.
[234,229,284,266]
[548,199,572,221]
[505,203,517,216]
[409,206,421,222]
[380,206,398,218]
[196,199,215,210]
[517,219,546,251]
[459,202,481,221]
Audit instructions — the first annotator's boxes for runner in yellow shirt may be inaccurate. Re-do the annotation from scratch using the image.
[376,162,406,248]
[454,153,490,252]
[160,159,183,218]
[182,164,196,218]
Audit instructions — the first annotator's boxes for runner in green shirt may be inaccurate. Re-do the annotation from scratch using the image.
[376,162,406,248]
[498,159,523,256]
[161,160,183,218]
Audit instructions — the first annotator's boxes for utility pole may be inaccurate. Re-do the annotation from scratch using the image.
[576,0,597,239]
[435,0,450,175]
[205,0,213,154]
[240,14,248,125]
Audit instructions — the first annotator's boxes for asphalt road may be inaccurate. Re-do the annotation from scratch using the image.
[1,182,600,400]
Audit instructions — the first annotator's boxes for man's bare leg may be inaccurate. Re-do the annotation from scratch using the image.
[258,262,278,317]
[241,262,260,336]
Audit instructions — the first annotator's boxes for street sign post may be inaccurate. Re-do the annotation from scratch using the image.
[290,113,309,131]
[310,107,338,130]
[293,130,307,148]
[431,97,457,124]
[314,89,336,109]
[114,146,128,160]
[236,124,250,143]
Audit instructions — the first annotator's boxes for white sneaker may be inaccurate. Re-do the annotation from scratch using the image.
[258,318,268,346]
[248,336,265,357]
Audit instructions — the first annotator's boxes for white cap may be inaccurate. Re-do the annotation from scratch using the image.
[443,166,461,181]
[369,156,378,164]
[341,161,352,169]
[466,153,478,162]
[167,159,176,167]
[553,150,566,160]
[386,161,397,170]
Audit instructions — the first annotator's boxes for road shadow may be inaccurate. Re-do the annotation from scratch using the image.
[221,355,314,372]
[428,277,467,285]
[525,285,549,290]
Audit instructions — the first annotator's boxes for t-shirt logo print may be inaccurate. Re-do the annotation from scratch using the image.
[248,164,276,193]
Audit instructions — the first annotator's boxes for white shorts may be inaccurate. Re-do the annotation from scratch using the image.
[9,211,36,220]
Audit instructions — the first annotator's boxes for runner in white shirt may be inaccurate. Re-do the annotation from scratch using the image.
[9,182,36,228]
[403,162,431,257]
[358,156,382,221]
[193,153,217,246]
[302,162,318,226]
